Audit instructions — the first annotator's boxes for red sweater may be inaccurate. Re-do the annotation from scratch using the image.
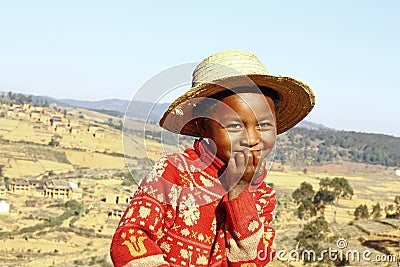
[111,140,276,266]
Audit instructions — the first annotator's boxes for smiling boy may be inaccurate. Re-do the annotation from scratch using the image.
[111,50,315,266]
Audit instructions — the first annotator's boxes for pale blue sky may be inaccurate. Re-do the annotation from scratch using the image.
[0,1,399,136]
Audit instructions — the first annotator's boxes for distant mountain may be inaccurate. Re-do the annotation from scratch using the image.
[31,95,330,129]
[59,98,129,113]
[30,96,169,122]
[296,120,332,130]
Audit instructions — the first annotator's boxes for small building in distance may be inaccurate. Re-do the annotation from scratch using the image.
[50,116,63,128]
[25,200,37,207]
[11,103,22,109]
[22,103,32,110]
[71,187,83,199]
[44,180,83,200]
[93,129,105,138]
[68,119,79,127]
[70,126,80,135]
[16,110,26,118]
[109,204,128,218]
[33,106,44,113]
[396,167,400,176]
[55,124,67,134]
[88,124,99,133]
[44,180,71,199]
[30,111,42,121]
[8,178,30,194]
[29,180,44,197]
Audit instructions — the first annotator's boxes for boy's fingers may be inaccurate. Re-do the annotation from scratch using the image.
[258,159,266,173]
[235,149,248,171]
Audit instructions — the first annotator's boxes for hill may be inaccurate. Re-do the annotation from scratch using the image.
[0,93,399,266]
[276,127,400,168]
[1,92,399,178]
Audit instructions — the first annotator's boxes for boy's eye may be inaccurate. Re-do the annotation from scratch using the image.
[257,122,273,130]
[225,123,243,130]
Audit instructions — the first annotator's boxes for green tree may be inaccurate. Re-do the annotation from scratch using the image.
[354,204,369,220]
[65,200,83,215]
[7,91,15,100]
[293,182,316,225]
[330,177,354,202]
[395,196,400,205]
[385,204,397,218]
[313,189,336,216]
[48,135,62,147]
[295,216,330,262]
[292,182,315,204]
[371,203,381,220]
[297,199,316,220]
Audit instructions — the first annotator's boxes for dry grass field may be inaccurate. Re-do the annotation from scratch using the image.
[0,104,398,266]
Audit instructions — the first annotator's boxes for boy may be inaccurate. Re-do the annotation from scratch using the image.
[111,50,315,266]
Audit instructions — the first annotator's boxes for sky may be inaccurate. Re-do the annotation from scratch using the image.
[0,1,399,136]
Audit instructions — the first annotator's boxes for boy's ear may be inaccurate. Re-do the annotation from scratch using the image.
[196,118,209,137]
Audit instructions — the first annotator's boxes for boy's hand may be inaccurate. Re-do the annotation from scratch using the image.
[226,149,266,199]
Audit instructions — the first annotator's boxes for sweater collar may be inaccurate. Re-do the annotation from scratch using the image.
[193,138,226,174]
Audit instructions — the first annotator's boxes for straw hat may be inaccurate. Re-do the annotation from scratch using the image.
[159,49,315,136]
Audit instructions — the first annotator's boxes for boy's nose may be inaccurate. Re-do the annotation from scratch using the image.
[242,128,261,148]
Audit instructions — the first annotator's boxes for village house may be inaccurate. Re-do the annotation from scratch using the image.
[109,204,128,218]
[16,110,26,118]
[22,103,31,110]
[55,124,67,134]
[70,126,80,135]
[68,119,79,127]
[7,109,14,117]
[103,190,134,205]
[52,119,63,129]
[71,187,83,199]
[41,114,51,125]
[29,180,44,197]
[88,124,99,133]
[33,106,44,113]
[11,103,21,109]
[30,110,42,121]
[50,116,63,128]
[396,167,400,176]
[44,180,82,200]
[8,178,31,194]
[93,129,105,138]
[0,199,10,214]
[44,180,71,199]
[25,200,37,207]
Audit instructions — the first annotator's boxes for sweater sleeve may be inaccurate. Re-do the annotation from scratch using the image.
[110,187,173,267]
[223,184,276,266]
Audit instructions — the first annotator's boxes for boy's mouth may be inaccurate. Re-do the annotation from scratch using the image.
[233,145,264,153]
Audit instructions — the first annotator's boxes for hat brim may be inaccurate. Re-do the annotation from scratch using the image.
[159,74,315,136]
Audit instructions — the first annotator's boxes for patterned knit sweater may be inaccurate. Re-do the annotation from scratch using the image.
[111,140,276,267]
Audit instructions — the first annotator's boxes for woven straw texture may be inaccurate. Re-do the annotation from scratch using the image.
[160,50,315,136]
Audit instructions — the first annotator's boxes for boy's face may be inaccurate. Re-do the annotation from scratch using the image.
[200,92,277,169]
